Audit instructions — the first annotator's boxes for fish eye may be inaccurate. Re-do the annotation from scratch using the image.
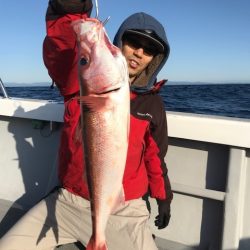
[80,57,88,66]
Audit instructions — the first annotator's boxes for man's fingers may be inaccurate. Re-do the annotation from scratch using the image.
[155,214,170,229]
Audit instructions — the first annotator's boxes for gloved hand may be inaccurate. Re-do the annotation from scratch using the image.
[155,199,171,229]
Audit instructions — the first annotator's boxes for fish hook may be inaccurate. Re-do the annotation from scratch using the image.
[94,0,111,26]
[102,16,111,26]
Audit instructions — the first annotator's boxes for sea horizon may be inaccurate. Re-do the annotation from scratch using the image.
[3,84,250,120]
[4,81,250,87]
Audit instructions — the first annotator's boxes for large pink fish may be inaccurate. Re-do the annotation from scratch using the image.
[72,18,130,250]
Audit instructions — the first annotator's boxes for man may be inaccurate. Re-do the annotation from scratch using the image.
[0,1,172,249]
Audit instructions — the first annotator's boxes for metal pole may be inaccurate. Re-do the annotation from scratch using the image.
[221,147,246,250]
[0,78,9,98]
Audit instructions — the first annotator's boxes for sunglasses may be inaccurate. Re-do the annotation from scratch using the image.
[123,35,158,56]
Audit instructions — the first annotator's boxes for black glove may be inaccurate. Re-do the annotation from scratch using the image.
[155,199,171,229]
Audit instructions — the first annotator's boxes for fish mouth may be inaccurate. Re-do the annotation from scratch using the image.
[85,73,124,95]
[97,86,121,95]
[94,83,121,95]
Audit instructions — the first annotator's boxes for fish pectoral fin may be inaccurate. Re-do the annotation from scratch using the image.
[79,96,113,112]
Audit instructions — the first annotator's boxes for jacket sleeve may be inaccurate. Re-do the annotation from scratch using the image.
[144,95,173,202]
[43,0,93,97]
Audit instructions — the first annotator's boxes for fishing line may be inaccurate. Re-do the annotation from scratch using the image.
[95,0,99,19]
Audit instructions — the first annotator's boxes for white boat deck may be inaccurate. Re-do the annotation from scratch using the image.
[0,97,250,250]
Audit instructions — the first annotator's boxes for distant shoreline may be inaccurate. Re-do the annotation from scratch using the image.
[5,81,250,87]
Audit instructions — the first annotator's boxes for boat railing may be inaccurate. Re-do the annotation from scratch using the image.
[0,78,9,98]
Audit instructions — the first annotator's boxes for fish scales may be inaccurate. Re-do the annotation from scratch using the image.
[72,18,130,250]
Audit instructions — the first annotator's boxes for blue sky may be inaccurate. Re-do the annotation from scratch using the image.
[0,0,250,84]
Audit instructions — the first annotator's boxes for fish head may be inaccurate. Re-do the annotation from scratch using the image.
[72,18,128,95]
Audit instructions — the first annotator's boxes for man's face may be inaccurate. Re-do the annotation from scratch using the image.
[122,35,156,83]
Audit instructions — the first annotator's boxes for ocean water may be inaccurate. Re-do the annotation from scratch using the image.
[4,84,250,119]
[160,84,250,119]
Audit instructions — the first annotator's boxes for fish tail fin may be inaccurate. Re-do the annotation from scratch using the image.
[86,236,108,250]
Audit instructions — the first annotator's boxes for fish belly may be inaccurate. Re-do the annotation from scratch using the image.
[83,101,128,249]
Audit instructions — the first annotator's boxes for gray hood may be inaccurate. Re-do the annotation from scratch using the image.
[113,12,170,93]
